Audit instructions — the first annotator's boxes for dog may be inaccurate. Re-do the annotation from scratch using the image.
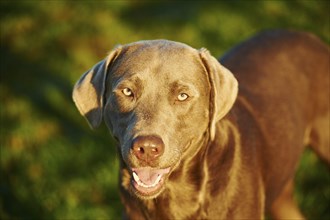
[72,30,329,219]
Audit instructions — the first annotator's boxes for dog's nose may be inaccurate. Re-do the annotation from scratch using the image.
[132,136,164,163]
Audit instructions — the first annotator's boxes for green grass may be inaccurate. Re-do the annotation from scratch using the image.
[1,1,329,219]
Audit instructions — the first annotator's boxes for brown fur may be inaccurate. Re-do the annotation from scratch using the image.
[73,30,329,219]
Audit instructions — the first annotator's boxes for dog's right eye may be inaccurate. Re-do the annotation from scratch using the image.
[122,88,133,97]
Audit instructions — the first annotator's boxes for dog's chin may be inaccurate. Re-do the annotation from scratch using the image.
[130,167,171,200]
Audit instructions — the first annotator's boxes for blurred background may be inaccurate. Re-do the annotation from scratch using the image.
[1,0,329,219]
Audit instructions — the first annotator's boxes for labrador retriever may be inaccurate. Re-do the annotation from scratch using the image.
[72,30,329,219]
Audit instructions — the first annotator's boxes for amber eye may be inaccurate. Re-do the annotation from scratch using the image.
[177,93,189,101]
[122,88,133,97]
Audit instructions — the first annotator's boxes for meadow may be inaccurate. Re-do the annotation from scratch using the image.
[1,1,329,219]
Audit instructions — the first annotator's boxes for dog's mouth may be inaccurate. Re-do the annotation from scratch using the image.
[131,167,171,198]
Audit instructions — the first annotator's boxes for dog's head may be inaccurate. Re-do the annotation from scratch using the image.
[73,40,237,199]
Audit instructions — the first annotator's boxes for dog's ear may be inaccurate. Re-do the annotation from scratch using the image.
[199,48,238,140]
[72,47,121,129]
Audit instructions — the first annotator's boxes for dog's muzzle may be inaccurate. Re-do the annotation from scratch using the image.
[130,135,170,197]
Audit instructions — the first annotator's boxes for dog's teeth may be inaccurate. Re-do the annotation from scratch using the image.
[133,172,140,182]
[155,174,162,184]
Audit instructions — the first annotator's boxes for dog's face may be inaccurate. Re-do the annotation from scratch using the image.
[104,41,211,198]
[73,40,238,199]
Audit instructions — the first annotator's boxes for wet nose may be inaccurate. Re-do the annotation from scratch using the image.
[132,136,164,163]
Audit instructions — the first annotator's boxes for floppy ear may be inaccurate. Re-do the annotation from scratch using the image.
[199,48,238,140]
[72,47,121,129]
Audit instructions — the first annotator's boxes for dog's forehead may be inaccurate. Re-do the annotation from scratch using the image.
[111,40,205,83]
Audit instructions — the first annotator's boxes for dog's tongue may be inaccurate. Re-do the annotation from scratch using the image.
[133,167,170,185]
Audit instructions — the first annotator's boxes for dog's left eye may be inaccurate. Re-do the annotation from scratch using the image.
[122,88,133,97]
[177,93,189,101]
